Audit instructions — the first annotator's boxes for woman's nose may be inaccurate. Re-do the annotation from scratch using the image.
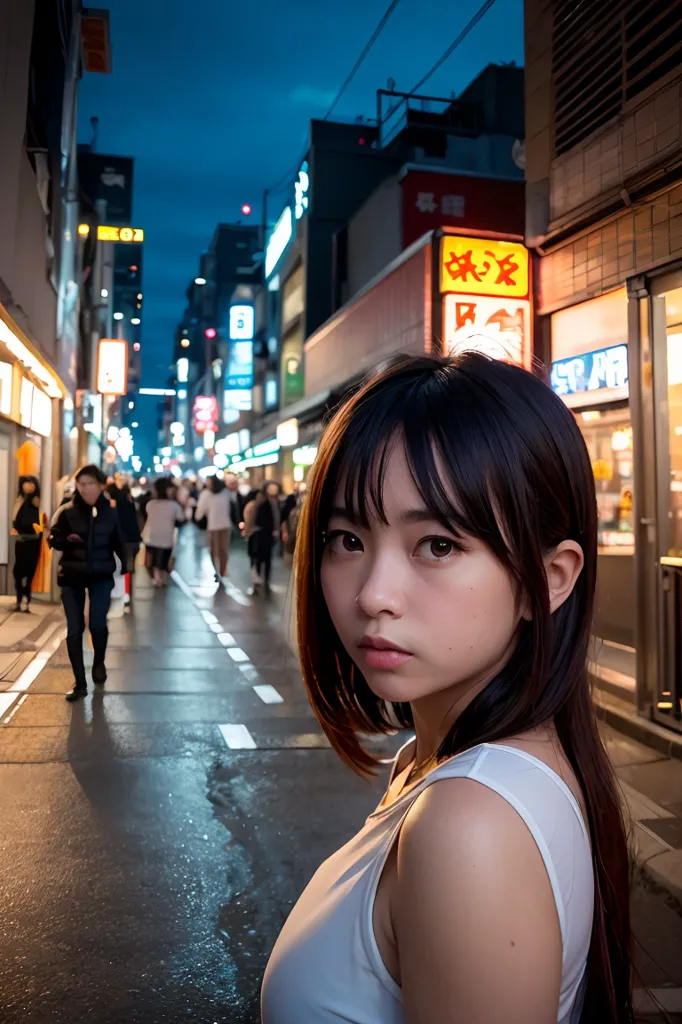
[355,558,405,619]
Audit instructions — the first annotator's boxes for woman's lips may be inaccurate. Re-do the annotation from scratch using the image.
[362,648,412,670]
[359,638,413,671]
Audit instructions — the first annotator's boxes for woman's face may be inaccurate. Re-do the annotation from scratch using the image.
[22,481,36,496]
[266,484,280,499]
[320,445,520,706]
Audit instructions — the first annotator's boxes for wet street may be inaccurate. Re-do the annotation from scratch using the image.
[0,528,681,1023]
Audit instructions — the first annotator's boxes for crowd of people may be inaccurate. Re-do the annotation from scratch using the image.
[16,466,307,702]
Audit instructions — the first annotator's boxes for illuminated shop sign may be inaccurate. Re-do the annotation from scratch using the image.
[193,395,219,434]
[215,433,241,457]
[295,161,309,220]
[276,418,299,447]
[19,379,52,437]
[440,236,529,299]
[96,339,128,395]
[550,344,629,407]
[293,445,318,466]
[223,339,254,414]
[78,224,144,243]
[0,361,12,416]
[265,206,293,278]
[444,295,531,368]
[229,304,255,341]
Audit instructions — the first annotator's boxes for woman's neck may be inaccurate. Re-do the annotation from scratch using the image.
[409,643,518,769]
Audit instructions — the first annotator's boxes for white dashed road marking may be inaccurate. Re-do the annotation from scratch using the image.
[226,647,249,663]
[218,723,257,749]
[253,684,284,705]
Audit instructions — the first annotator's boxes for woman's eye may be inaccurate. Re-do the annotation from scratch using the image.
[325,530,363,554]
[416,537,458,561]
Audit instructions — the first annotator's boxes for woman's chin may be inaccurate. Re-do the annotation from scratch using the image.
[363,670,420,704]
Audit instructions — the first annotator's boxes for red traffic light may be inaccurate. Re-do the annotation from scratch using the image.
[205,327,217,339]
[241,203,253,216]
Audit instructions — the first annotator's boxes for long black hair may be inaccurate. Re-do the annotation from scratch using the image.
[296,353,632,1023]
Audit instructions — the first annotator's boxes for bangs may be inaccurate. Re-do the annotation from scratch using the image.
[323,361,519,568]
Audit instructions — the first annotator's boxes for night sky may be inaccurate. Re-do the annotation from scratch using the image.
[78,0,523,462]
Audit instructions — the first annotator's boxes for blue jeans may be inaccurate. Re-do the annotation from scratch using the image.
[61,579,114,688]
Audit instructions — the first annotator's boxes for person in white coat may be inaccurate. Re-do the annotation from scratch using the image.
[196,474,233,580]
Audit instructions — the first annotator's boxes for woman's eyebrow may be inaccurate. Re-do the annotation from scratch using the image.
[399,508,440,525]
[329,505,359,524]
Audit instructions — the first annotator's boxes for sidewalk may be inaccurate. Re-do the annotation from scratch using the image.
[0,595,63,708]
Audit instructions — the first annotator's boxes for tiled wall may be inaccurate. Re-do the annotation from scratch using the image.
[550,78,682,226]
[538,185,682,313]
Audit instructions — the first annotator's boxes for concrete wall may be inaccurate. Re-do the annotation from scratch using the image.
[346,177,403,300]
[305,244,430,396]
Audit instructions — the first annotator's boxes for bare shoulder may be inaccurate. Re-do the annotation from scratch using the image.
[394,778,562,1024]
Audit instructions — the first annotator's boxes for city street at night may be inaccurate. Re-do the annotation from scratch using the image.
[4,0,682,1020]
[0,531,681,1022]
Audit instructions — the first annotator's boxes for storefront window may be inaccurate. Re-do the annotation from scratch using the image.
[576,405,634,554]
[665,286,682,556]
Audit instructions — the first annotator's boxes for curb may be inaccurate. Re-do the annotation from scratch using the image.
[593,685,682,762]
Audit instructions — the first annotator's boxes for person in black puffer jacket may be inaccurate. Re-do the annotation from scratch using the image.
[48,464,125,703]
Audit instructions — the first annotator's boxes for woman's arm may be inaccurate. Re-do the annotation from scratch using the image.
[195,490,209,521]
[395,778,562,1024]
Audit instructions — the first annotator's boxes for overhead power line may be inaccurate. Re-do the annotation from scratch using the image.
[380,0,499,135]
[324,0,403,121]
[409,0,499,96]
[265,0,403,197]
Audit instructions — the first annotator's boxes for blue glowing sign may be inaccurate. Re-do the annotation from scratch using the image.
[229,304,254,341]
[551,344,628,402]
[295,161,309,220]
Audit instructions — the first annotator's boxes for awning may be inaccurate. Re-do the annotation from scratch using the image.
[0,303,67,399]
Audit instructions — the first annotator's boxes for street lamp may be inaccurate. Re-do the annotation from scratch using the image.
[195,277,206,286]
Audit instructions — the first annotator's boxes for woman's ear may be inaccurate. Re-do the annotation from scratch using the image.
[545,540,584,614]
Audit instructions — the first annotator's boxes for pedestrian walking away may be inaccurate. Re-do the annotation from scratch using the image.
[107,482,142,608]
[243,480,281,596]
[10,476,42,612]
[48,464,125,703]
[142,477,184,586]
[195,474,233,580]
[261,354,633,1024]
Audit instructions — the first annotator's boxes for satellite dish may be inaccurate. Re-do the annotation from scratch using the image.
[512,138,526,170]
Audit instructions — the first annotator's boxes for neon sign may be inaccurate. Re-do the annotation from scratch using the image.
[265,206,293,278]
[550,345,629,405]
[440,236,529,299]
[295,161,309,220]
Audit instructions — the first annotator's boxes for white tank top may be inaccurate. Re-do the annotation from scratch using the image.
[261,741,594,1024]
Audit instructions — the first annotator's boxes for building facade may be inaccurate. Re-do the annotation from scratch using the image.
[525,0,682,731]
[0,0,86,595]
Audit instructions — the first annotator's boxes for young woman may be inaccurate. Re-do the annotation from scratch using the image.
[261,354,633,1024]
[143,477,184,586]
[11,476,42,612]
[195,474,233,580]
[48,464,125,702]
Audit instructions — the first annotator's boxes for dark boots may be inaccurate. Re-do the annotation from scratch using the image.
[65,634,87,701]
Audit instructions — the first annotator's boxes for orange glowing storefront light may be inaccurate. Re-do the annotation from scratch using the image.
[440,234,531,369]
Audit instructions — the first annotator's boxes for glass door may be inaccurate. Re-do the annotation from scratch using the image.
[651,283,682,729]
